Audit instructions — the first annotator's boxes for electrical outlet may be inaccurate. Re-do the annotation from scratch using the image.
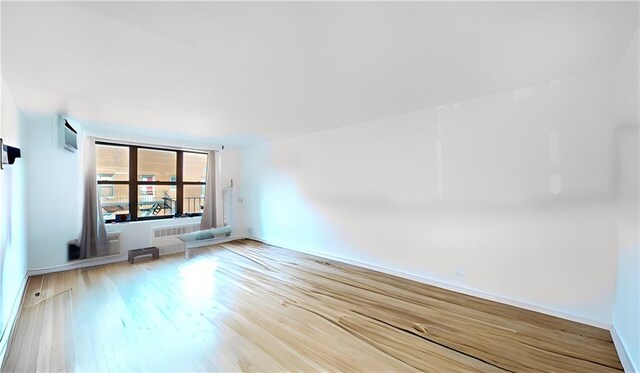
[248,228,253,236]
[456,268,465,277]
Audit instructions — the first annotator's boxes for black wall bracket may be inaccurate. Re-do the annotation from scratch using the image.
[0,138,22,170]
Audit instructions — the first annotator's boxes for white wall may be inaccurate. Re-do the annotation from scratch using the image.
[612,29,639,371]
[0,78,28,358]
[240,68,618,325]
[221,147,246,236]
[24,114,243,270]
[24,113,82,269]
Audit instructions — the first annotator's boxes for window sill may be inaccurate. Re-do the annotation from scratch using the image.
[106,215,201,227]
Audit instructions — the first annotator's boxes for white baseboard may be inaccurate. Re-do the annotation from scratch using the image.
[28,253,128,276]
[25,235,613,330]
[250,236,611,330]
[16,236,627,367]
[0,272,29,367]
[28,237,247,276]
[611,325,638,373]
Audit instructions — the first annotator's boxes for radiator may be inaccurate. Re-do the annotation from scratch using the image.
[151,223,200,254]
[107,232,121,256]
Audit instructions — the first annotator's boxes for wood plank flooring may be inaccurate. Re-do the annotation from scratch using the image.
[2,239,623,372]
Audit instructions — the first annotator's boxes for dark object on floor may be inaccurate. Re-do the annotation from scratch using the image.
[68,239,81,260]
[128,246,159,264]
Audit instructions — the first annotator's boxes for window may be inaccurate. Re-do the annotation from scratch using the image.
[96,142,207,222]
[96,146,130,221]
[182,152,208,214]
[140,175,155,196]
[97,174,115,197]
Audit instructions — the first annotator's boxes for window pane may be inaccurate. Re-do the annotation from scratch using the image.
[96,145,129,181]
[184,185,205,214]
[183,152,207,182]
[138,148,176,182]
[100,185,129,221]
[138,185,176,217]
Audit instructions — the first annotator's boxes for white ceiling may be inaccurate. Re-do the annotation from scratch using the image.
[2,1,638,145]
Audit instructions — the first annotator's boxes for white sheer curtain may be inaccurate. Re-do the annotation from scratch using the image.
[80,136,109,258]
[200,150,218,230]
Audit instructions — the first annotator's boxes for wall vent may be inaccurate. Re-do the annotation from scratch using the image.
[107,232,121,256]
[151,223,200,254]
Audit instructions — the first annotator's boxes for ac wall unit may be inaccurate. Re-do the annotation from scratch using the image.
[63,120,78,152]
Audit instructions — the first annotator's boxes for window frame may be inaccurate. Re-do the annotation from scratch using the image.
[96,141,207,223]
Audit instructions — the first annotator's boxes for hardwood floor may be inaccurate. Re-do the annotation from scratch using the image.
[2,239,623,372]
